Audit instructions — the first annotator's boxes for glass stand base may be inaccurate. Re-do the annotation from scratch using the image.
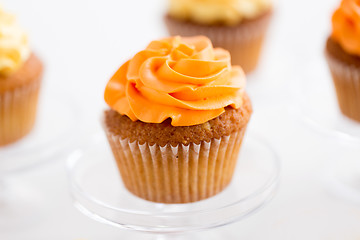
[0,88,87,231]
[67,133,280,236]
[292,58,360,143]
[293,57,360,204]
[0,88,85,175]
[323,146,360,204]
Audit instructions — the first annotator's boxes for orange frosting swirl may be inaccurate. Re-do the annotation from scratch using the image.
[332,0,360,56]
[104,36,245,126]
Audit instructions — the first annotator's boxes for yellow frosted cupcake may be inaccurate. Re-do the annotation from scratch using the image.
[103,36,252,203]
[0,7,43,146]
[165,0,273,73]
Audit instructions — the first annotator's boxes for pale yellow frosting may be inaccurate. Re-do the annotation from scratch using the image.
[168,0,272,25]
[0,6,30,76]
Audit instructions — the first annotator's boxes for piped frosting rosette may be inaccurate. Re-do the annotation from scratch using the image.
[332,0,360,56]
[105,36,246,126]
[168,0,272,25]
[0,6,30,76]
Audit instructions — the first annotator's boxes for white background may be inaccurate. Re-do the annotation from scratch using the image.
[2,0,360,239]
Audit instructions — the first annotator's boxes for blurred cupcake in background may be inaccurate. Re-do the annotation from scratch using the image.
[103,36,252,203]
[325,0,360,122]
[0,6,43,146]
[164,0,273,73]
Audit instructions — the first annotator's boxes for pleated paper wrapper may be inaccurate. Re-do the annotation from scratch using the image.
[164,11,272,73]
[326,52,360,122]
[0,81,40,146]
[104,127,247,204]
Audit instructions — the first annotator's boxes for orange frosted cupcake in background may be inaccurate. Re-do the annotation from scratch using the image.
[0,7,43,146]
[164,0,273,73]
[103,36,252,203]
[326,0,360,122]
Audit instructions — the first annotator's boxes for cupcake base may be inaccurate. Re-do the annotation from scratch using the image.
[0,81,40,146]
[103,94,252,203]
[326,37,360,122]
[164,10,272,73]
[104,127,247,203]
[0,54,43,146]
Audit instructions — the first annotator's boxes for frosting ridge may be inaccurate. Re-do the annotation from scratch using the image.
[168,0,272,25]
[104,36,246,126]
[0,6,30,76]
[332,0,360,56]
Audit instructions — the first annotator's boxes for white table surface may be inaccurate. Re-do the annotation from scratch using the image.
[2,0,360,239]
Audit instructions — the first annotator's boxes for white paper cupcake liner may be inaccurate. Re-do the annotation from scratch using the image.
[326,52,360,122]
[0,81,41,146]
[104,127,247,203]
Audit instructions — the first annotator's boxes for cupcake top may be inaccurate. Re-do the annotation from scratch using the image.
[168,0,272,26]
[104,36,246,127]
[332,0,360,56]
[0,6,30,76]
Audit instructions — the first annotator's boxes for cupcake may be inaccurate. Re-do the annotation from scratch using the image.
[0,7,43,146]
[103,36,252,203]
[164,0,273,73]
[325,0,360,122]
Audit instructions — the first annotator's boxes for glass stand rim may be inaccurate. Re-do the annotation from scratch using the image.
[67,133,281,234]
[0,89,87,176]
[290,58,360,145]
[290,57,360,206]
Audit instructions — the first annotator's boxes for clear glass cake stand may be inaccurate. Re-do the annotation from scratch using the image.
[0,87,85,230]
[292,58,360,143]
[293,57,360,203]
[67,133,280,238]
